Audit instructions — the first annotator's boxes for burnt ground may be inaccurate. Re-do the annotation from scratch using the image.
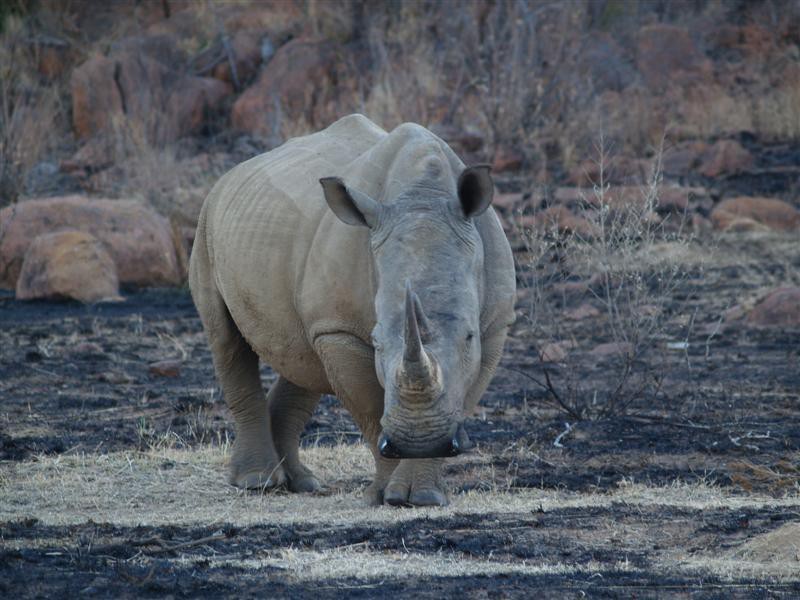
[1,233,799,597]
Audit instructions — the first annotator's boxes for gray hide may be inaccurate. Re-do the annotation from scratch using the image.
[189,114,516,506]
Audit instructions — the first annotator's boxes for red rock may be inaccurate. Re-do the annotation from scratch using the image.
[532,205,597,239]
[662,141,709,176]
[149,359,182,378]
[491,146,524,173]
[568,156,652,187]
[697,140,753,178]
[170,76,233,136]
[15,231,121,303]
[710,24,775,58]
[492,193,524,212]
[636,24,712,91]
[690,213,712,232]
[221,2,304,38]
[70,33,229,146]
[565,303,601,321]
[710,197,800,232]
[232,38,340,136]
[211,31,263,86]
[539,342,568,363]
[746,287,800,327]
[658,187,708,213]
[0,196,182,290]
[590,342,634,359]
[70,54,123,140]
[553,187,590,208]
[74,342,104,355]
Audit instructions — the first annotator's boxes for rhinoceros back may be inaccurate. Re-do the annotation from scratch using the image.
[192,114,513,393]
[194,115,386,390]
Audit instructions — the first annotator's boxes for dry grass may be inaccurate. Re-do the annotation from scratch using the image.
[2,444,799,528]
[2,443,799,583]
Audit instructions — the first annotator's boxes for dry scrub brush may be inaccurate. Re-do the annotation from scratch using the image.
[0,14,61,205]
[515,139,699,420]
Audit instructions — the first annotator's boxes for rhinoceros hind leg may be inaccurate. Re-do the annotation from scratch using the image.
[269,376,322,493]
[383,458,448,507]
[193,286,286,490]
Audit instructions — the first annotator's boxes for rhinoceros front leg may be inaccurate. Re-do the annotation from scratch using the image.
[269,376,322,493]
[313,333,401,505]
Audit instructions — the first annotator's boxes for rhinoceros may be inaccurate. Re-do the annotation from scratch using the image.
[189,114,515,506]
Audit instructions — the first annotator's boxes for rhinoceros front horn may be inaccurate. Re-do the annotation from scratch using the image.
[399,283,441,395]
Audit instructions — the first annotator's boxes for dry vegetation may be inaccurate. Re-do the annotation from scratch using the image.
[1,1,799,596]
[513,141,701,419]
[3,444,799,585]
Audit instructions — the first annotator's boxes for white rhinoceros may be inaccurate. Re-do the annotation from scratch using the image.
[189,114,515,506]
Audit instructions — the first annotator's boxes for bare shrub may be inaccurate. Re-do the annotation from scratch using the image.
[514,138,700,420]
[0,15,61,205]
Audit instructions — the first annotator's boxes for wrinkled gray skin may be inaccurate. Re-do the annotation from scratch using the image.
[189,114,515,506]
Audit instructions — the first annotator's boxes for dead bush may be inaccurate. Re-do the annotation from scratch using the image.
[0,14,60,206]
[514,138,700,420]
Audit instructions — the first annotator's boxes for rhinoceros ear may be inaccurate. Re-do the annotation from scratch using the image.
[320,177,380,228]
[457,164,493,218]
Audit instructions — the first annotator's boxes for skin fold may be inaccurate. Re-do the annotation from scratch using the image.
[189,114,515,507]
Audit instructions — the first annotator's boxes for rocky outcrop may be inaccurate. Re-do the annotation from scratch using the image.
[15,231,121,303]
[0,196,182,289]
[70,36,232,153]
[231,38,346,137]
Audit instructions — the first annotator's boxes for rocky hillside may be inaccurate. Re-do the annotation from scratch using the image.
[0,0,799,297]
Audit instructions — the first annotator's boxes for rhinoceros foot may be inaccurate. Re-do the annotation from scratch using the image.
[378,458,449,507]
[286,468,322,493]
[384,484,448,507]
[230,464,287,490]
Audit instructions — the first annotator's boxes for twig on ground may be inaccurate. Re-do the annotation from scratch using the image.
[553,422,574,448]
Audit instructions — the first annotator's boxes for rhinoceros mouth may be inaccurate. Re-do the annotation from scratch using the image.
[377,423,474,459]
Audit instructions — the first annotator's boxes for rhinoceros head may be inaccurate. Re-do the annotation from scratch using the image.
[320,165,493,459]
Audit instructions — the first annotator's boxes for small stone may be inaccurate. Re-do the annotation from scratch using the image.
[74,342,104,355]
[590,342,634,359]
[149,359,182,378]
[565,303,601,321]
[491,146,524,173]
[539,342,569,363]
[697,140,753,178]
[98,371,134,385]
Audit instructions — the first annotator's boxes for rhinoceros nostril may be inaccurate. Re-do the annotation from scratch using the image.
[378,433,402,459]
[455,423,475,452]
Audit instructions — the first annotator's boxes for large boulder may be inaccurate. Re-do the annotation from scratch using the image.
[15,231,121,303]
[0,196,182,289]
[710,197,800,232]
[70,54,124,140]
[231,39,344,137]
[70,35,232,150]
[746,287,800,327]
